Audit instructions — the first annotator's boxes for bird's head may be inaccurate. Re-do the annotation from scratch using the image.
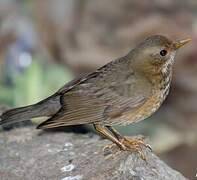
[131,35,191,76]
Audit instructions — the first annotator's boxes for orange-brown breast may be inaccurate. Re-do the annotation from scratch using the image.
[107,68,172,126]
[106,91,165,126]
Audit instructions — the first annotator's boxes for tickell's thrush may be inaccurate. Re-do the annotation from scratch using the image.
[0,35,191,159]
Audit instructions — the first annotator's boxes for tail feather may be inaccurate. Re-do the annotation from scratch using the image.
[0,95,61,126]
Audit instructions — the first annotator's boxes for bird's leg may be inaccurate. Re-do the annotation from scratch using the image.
[93,124,126,151]
[106,126,151,160]
[107,126,123,140]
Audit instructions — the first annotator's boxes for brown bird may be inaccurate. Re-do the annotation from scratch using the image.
[0,35,191,158]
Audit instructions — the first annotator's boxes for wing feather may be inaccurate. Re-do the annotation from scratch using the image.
[37,57,152,129]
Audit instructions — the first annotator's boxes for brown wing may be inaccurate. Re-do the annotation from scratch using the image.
[37,57,152,129]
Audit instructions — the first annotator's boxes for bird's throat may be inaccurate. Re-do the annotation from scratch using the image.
[152,63,173,100]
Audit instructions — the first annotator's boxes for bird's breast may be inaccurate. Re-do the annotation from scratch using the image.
[116,68,172,126]
[143,65,173,118]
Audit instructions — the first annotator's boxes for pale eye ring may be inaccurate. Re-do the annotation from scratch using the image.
[160,49,167,56]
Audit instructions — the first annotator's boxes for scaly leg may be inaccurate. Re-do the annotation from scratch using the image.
[93,124,126,150]
[107,126,123,140]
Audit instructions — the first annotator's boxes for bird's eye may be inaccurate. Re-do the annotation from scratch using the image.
[160,49,167,56]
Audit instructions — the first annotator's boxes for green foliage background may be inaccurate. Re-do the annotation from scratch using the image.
[0,59,73,108]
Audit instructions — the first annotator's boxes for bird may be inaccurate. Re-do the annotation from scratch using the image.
[0,35,191,159]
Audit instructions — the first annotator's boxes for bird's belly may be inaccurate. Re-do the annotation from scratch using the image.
[113,93,166,126]
[119,76,171,125]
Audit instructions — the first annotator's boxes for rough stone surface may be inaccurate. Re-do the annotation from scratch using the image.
[0,127,187,180]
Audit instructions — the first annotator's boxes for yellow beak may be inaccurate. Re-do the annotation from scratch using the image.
[173,38,191,50]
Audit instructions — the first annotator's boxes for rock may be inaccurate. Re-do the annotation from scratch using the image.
[0,127,187,180]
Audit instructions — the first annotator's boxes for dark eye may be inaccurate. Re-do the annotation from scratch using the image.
[160,49,167,56]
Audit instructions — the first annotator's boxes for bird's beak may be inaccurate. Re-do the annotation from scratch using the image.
[173,38,191,50]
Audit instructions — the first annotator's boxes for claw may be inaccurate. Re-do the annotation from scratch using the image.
[145,144,152,152]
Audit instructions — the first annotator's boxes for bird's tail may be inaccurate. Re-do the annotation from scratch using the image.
[0,95,61,126]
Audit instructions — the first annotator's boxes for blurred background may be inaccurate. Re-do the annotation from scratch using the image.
[0,0,196,178]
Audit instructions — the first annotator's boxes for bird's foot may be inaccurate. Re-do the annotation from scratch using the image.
[103,136,151,161]
[121,136,152,151]
[120,136,149,161]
